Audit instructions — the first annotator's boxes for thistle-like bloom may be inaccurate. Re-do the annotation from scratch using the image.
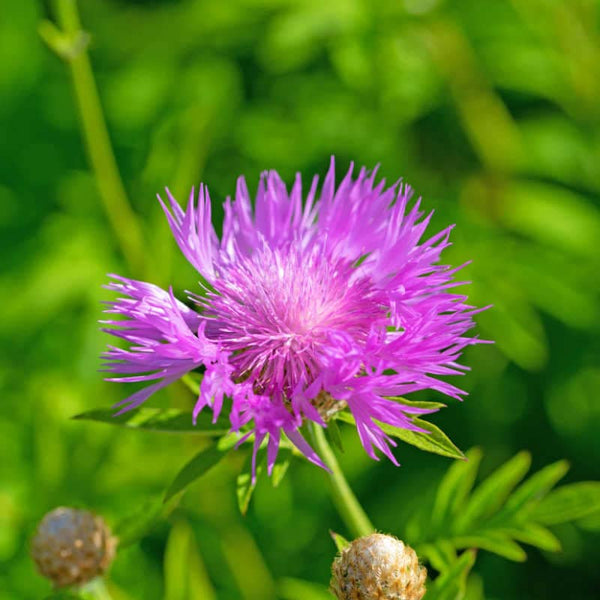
[102,159,484,474]
[331,533,427,600]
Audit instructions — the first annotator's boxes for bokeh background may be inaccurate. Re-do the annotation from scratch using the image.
[1,0,599,598]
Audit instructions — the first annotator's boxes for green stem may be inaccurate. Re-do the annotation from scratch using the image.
[80,577,114,600]
[311,423,375,539]
[47,0,146,276]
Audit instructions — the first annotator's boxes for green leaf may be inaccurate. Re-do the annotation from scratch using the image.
[455,451,531,532]
[452,533,526,562]
[500,459,570,519]
[272,455,291,487]
[330,530,350,551]
[73,407,230,435]
[503,522,561,552]
[325,419,344,453]
[278,577,332,600]
[44,593,81,600]
[335,411,464,460]
[236,450,263,516]
[432,448,483,531]
[114,496,166,547]
[418,541,457,572]
[386,397,448,411]
[427,550,476,600]
[164,438,235,502]
[531,482,600,525]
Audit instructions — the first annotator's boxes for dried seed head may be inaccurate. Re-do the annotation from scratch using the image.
[330,533,427,600]
[31,507,117,588]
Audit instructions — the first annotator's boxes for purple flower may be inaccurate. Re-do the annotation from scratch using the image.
[102,158,485,474]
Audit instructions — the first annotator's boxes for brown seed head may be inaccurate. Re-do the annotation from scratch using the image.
[330,533,427,600]
[31,507,117,588]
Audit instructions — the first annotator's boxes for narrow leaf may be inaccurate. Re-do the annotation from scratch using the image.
[427,550,476,600]
[73,407,230,435]
[452,533,527,562]
[455,451,531,532]
[165,440,234,502]
[114,496,165,547]
[386,397,447,411]
[335,412,464,460]
[498,459,569,520]
[418,541,457,571]
[532,482,600,525]
[503,523,561,553]
[272,456,290,487]
[326,419,344,453]
[278,577,332,600]
[330,530,350,552]
[237,450,263,516]
[432,448,483,530]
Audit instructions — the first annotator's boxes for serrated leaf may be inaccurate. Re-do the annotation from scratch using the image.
[330,530,350,551]
[531,482,600,525]
[73,407,230,435]
[432,448,483,531]
[165,439,235,502]
[452,533,526,562]
[335,412,464,460]
[455,451,531,532]
[427,550,476,600]
[278,577,332,600]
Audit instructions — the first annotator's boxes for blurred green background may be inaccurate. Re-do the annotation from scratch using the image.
[1,0,599,598]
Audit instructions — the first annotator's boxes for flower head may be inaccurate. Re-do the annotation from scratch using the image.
[102,158,485,474]
[31,507,117,589]
[330,533,427,600]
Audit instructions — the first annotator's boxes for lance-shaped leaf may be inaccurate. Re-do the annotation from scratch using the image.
[531,482,600,525]
[165,435,237,502]
[426,550,476,600]
[330,530,350,552]
[73,406,231,435]
[335,411,464,460]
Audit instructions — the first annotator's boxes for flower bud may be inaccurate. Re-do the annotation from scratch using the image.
[31,507,117,588]
[330,533,427,600]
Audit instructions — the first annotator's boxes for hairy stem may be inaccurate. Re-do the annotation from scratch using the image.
[312,423,375,539]
[47,0,146,276]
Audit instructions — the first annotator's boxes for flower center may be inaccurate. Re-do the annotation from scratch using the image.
[206,244,385,398]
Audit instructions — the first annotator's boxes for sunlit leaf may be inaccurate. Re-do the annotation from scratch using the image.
[164,438,235,502]
[330,530,350,552]
[531,482,600,525]
[335,411,464,460]
[73,407,230,435]
[455,451,531,532]
[427,550,476,600]
[278,577,332,600]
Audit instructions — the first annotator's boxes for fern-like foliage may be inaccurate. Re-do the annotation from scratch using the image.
[404,448,600,580]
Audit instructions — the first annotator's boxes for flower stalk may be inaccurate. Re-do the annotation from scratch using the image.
[42,0,146,276]
[311,423,375,539]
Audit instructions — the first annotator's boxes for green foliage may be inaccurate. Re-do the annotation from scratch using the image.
[164,436,237,502]
[329,531,350,552]
[73,406,230,435]
[335,410,464,460]
[2,0,600,598]
[427,550,476,600]
[409,450,598,567]
[277,577,332,600]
